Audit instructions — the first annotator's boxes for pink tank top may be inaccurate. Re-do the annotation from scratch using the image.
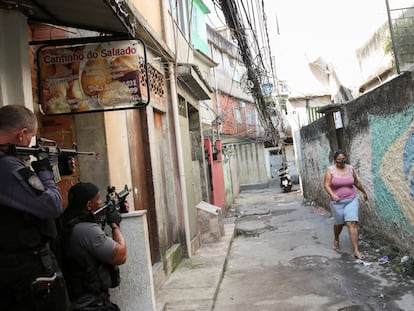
[329,164,356,199]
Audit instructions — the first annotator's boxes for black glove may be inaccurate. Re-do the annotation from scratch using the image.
[58,155,74,176]
[119,201,129,213]
[31,158,52,173]
[106,208,122,227]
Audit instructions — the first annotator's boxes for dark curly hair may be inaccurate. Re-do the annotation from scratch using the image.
[333,150,347,160]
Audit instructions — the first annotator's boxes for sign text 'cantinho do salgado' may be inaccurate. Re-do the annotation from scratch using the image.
[38,41,145,114]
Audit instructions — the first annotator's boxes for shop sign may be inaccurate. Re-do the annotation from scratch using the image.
[38,39,149,115]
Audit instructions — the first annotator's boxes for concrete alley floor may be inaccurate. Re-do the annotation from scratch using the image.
[214,187,414,311]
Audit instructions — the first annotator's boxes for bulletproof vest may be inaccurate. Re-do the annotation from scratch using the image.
[0,204,57,253]
[0,153,57,253]
[60,217,114,299]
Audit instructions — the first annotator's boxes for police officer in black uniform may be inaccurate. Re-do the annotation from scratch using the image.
[0,105,69,310]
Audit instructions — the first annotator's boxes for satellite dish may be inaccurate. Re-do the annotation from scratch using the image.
[308,56,330,87]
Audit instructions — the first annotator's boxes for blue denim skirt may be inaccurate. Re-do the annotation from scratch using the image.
[330,197,359,224]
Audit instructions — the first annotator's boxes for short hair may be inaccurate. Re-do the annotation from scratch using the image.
[0,105,37,133]
[67,182,99,209]
[63,182,100,222]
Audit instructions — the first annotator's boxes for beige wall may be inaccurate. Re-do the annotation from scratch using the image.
[104,110,135,210]
[236,143,268,185]
[0,11,33,108]
[131,0,163,37]
[179,114,198,240]
[74,113,110,191]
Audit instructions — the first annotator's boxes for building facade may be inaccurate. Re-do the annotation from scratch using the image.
[0,0,217,309]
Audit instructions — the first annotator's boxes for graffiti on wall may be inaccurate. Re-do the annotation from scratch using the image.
[370,104,414,230]
[301,139,331,203]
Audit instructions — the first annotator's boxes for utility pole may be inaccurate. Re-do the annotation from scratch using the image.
[385,0,400,74]
[219,0,281,147]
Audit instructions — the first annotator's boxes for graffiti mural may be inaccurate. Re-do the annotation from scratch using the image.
[300,72,414,251]
[370,104,414,230]
[403,129,414,198]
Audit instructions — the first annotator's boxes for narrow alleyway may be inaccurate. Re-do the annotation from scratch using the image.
[213,187,414,311]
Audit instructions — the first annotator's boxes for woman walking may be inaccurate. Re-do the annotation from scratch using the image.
[324,150,368,259]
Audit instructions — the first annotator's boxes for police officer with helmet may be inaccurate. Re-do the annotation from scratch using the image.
[0,105,70,310]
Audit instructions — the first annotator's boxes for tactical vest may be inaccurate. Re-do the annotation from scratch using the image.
[0,204,57,254]
[0,153,57,254]
[60,217,119,300]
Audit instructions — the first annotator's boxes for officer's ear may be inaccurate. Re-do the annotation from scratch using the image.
[15,128,27,143]
[86,200,93,212]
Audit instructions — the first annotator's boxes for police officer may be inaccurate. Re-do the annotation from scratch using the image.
[0,105,69,310]
[61,182,127,311]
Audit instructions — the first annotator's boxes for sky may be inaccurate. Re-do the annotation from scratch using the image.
[206,0,395,96]
[263,0,390,95]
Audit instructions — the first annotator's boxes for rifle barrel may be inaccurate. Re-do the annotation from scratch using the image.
[59,148,95,156]
[93,202,113,215]
[5,145,94,156]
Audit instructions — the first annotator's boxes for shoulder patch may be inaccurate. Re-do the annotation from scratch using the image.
[28,175,45,192]
[17,167,45,193]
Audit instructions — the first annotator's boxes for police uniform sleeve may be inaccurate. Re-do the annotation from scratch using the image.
[0,156,62,219]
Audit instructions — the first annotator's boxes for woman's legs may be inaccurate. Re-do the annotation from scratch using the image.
[346,221,363,258]
[342,197,363,258]
[331,201,345,250]
[333,224,343,249]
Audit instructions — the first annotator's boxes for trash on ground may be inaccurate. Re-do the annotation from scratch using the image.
[378,255,389,264]
[355,259,372,266]
[401,255,409,263]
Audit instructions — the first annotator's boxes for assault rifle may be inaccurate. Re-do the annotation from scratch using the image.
[93,185,131,229]
[2,137,95,182]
